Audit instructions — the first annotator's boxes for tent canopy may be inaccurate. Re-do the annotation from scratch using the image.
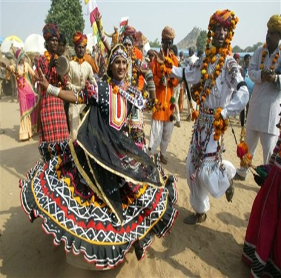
[24,34,45,54]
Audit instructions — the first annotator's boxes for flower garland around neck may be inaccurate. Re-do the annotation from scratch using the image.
[107,77,127,95]
[16,64,26,88]
[44,51,58,62]
[191,11,238,141]
[72,56,86,64]
[260,43,281,70]
[159,56,174,76]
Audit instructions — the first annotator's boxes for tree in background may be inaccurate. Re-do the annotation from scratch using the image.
[196,30,207,53]
[150,38,161,48]
[45,0,85,46]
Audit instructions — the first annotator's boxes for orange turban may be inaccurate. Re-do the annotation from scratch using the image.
[267,15,281,33]
[161,26,175,40]
[73,32,88,46]
[209,10,238,29]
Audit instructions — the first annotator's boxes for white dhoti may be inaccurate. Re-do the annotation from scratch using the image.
[68,103,86,139]
[148,120,174,156]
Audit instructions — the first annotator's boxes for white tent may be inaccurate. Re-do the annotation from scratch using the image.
[1,35,24,53]
[24,34,45,54]
[86,33,97,52]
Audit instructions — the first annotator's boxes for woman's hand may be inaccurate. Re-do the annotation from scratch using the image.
[36,68,49,90]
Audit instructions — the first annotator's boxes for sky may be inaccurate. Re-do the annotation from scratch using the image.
[0,0,280,50]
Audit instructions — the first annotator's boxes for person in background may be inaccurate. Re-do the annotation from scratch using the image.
[235,14,281,181]
[239,54,254,141]
[57,33,67,57]
[9,49,39,141]
[171,45,181,127]
[36,23,69,146]
[148,26,179,164]
[185,46,198,121]
[66,31,96,139]
[233,53,241,65]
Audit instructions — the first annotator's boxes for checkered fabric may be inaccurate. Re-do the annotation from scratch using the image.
[37,55,69,143]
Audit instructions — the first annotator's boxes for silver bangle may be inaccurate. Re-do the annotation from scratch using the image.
[46,84,60,97]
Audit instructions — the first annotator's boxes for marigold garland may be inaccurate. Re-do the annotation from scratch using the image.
[213,107,229,141]
[260,43,281,70]
[237,141,252,168]
[44,51,58,62]
[192,11,238,107]
[72,56,86,64]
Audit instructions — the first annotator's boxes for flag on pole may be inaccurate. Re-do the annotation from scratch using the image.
[87,0,99,26]
[119,16,129,33]
[120,16,129,27]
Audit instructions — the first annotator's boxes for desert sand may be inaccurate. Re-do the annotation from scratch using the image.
[0,95,263,278]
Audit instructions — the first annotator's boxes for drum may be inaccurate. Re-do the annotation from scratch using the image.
[55,55,70,76]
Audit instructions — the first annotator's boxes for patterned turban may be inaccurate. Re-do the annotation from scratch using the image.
[161,26,175,40]
[267,15,281,33]
[209,10,238,29]
[73,31,88,46]
[42,23,60,41]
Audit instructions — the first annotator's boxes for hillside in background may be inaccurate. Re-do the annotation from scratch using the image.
[176,27,201,50]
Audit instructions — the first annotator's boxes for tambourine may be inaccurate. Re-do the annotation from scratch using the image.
[55,55,70,76]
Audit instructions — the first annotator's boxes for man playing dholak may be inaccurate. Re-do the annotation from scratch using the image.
[170,10,249,224]
[66,32,97,139]
[148,26,179,164]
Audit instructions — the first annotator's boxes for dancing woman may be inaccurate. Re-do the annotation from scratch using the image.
[20,44,177,269]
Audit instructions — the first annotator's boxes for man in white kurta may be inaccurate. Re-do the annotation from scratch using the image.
[235,15,281,180]
[66,32,96,139]
[170,10,249,224]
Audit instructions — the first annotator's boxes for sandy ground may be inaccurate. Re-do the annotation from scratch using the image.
[0,95,263,278]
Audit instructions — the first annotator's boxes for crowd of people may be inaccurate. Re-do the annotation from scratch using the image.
[1,8,280,277]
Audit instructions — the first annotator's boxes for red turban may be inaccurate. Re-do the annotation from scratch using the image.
[43,23,60,41]
[209,10,238,30]
[73,32,88,46]
[161,26,176,40]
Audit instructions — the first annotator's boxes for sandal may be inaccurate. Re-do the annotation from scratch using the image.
[225,179,235,202]
[184,213,207,225]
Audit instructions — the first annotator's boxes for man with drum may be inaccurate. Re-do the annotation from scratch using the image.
[66,31,97,139]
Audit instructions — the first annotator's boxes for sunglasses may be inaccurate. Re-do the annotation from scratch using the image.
[124,43,132,47]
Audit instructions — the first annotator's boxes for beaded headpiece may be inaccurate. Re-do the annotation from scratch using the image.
[109,45,128,65]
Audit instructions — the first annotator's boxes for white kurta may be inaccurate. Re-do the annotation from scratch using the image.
[171,56,249,213]
[246,45,281,136]
[66,60,96,139]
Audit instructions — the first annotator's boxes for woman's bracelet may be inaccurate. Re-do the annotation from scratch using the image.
[46,84,61,97]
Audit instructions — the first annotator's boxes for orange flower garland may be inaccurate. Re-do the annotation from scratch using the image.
[237,141,252,167]
[192,11,238,107]
[72,56,86,64]
[44,51,58,62]
[159,56,174,76]
[213,107,229,141]
[260,43,281,70]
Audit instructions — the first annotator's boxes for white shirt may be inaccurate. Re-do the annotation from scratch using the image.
[171,55,249,119]
[246,44,281,136]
